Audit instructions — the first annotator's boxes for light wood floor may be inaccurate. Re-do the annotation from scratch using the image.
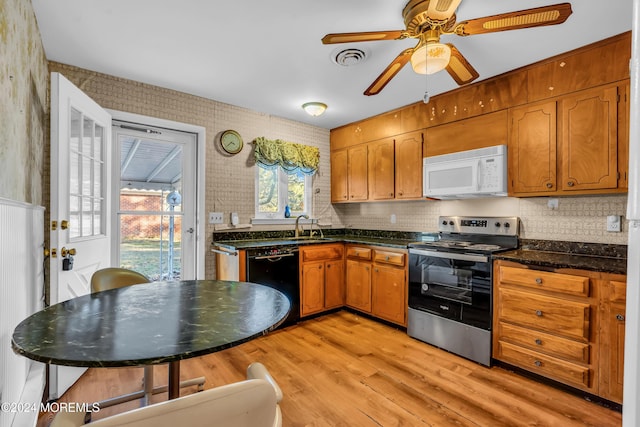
[38,311,621,427]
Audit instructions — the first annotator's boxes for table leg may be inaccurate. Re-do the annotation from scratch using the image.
[168,361,180,399]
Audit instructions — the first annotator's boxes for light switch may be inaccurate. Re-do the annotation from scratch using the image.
[231,212,239,225]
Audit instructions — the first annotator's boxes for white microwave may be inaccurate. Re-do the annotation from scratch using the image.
[423,145,507,199]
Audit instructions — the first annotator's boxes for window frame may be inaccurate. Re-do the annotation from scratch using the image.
[254,164,313,220]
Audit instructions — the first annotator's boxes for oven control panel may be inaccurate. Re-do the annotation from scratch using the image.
[438,216,519,235]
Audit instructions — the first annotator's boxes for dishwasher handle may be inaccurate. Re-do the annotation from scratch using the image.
[251,252,296,261]
[211,245,238,256]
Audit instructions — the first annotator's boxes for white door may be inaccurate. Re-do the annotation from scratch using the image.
[49,72,112,399]
[112,123,197,280]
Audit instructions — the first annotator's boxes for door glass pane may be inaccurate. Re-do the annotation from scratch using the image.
[70,152,80,195]
[70,108,81,152]
[69,196,80,237]
[82,155,91,195]
[119,213,182,281]
[82,117,94,155]
[94,124,103,161]
[117,130,188,281]
[82,197,92,237]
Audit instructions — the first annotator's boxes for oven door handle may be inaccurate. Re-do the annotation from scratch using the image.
[409,249,488,263]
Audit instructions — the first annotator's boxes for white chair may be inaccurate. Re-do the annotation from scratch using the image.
[50,362,283,427]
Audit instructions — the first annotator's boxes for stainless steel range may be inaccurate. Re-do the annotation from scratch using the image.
[407,216,519,366]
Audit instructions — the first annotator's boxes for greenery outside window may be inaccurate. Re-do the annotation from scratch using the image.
[253,137,318,220]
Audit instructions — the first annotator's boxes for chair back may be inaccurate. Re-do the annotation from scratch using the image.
[88,379,278,427]
[91,268,150,293]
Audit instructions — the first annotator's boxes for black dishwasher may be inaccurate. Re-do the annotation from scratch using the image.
[245,245,299,328]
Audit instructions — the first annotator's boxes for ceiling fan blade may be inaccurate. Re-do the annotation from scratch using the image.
[445,44,479,85]
[364,48,413,96]
[321,30,406,44]
[428,0,463,21]
[455,3,572,36]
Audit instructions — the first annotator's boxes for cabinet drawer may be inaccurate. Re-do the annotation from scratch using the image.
[499,266,589,296]
[347,246,372,260]
[373,250,405,266]
[301,245,343,262]
[498,288,590,341]
[497,341,591,390]
[497,321,590,363]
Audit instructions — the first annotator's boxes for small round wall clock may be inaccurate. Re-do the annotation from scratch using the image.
[219,129,244,155]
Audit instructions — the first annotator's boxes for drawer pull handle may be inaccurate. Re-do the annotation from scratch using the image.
[534,360,542,367]
[535,339,542,345]
[535,310,543,317]
[567,181,575,187]
[617,314,625,321]
[385,256,390,261]
[546,182,553,189]
[535,278,543,285]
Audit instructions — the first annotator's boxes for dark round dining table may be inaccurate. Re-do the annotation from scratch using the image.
[11,280,290,399]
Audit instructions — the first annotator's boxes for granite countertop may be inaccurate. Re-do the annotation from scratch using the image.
[494,239,627,275]
[212,229,421,251]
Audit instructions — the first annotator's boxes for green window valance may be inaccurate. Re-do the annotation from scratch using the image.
[253,137,319,175]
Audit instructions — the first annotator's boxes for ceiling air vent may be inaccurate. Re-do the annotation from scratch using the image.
[331,48,368,67]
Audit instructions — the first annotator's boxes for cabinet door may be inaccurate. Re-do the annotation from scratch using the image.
[368,138,395,200]
[330,150,348,203]
[395,131,423,199]
[345,259,371,312]
[600,280,626,404]
[508,101,557,195]
[324,260,345,309]
[348,145,368,201]
[560,85,618,191]
[372,264,406,325]
[301,262,325,316]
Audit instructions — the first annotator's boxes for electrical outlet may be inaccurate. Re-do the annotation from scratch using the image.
[209,212,223,224]
[390,214,397,224]
[606,215,621,232]
[231,212,239,225]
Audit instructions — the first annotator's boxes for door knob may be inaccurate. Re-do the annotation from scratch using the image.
[60,247,76,257]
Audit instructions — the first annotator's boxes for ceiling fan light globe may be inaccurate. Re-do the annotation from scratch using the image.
[410,42,451,75]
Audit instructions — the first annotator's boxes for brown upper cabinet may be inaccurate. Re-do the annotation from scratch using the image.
[332,130,423,203]
[424,110,508,157]
[508,82,628,197]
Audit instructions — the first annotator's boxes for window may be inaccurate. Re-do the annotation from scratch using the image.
[255,164,312,219]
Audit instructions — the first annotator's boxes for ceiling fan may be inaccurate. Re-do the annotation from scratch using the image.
[322,0,573,96]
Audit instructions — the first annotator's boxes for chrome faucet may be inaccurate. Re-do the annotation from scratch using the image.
[294,214,309,238]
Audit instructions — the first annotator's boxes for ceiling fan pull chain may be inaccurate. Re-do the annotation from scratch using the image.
[423,45,430,104]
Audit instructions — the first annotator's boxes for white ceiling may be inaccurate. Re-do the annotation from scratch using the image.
[32,0,632,130]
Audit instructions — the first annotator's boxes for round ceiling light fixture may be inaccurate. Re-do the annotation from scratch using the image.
[302,102,328,117]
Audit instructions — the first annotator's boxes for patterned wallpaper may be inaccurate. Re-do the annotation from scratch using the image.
[0,0,48,205]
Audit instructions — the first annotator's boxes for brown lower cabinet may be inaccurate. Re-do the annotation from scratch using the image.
[300,244,345,316]
[493,259,626,403]
[345,244,407,326]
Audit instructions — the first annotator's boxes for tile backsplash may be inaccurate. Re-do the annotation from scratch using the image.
[334,194,628,245]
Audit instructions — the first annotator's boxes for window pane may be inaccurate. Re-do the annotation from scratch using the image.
[93,200,102,235]
[70,152,80,195]
[287,170,306,212]
[94,124,103,161]
[258,166,278,213]
[82,155,91,195]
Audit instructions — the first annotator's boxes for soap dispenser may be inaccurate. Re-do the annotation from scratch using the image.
[284,205,291,218]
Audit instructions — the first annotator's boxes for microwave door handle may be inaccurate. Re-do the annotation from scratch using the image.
[476,160,482,191]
